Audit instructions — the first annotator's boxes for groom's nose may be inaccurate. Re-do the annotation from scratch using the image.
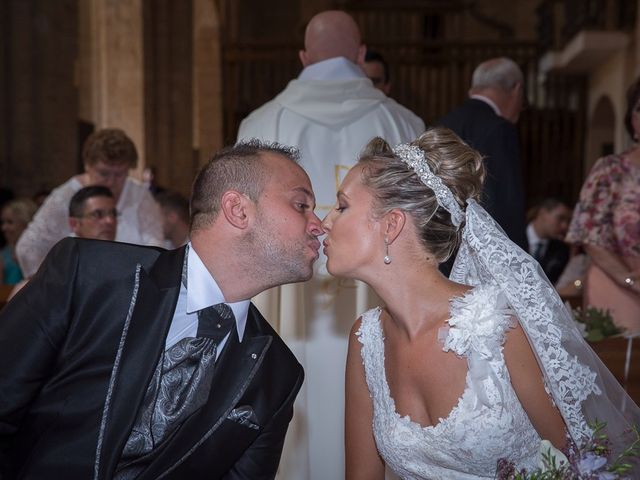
[308,212,324,237]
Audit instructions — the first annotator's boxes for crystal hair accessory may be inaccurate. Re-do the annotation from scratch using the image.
[392,144,465,228]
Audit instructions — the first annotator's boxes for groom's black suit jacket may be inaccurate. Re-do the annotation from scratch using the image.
[0,238,303,479]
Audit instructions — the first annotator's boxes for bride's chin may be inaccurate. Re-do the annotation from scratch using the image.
[325,259,341,277]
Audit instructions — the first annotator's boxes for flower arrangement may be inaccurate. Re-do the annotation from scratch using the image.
[571,306,624,342]
[496,422,640,479]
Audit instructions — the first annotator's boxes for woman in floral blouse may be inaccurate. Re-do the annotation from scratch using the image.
[566,78,640,333]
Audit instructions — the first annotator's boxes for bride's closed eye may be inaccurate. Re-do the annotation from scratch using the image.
[336,204,347,212]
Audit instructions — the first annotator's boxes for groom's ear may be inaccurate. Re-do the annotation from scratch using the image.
[384,209,405,244]
[220,190,253,230]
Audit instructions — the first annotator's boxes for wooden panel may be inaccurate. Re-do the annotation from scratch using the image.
[591,337,640,405]
[2,0,78,196]
[143,0,195,196]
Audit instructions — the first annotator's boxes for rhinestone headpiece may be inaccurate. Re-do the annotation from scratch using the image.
[392,143,465,228]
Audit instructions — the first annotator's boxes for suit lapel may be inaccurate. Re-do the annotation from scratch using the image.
[95,247,185,480]
[141,311,272,479]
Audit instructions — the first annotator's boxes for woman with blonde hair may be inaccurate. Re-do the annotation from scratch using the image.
[1,198,37,284]
[323,127,640,478]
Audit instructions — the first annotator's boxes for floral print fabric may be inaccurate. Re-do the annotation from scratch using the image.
[567,152,640,258]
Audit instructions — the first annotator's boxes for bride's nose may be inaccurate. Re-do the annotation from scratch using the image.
[321,211,333,231]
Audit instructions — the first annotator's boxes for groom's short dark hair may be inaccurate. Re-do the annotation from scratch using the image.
[190,139,300,232]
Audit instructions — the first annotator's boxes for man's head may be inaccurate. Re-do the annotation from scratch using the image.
[82,128,137,199]
[299,10,365,68]
[155,190,190,247]
[68,186,117,241]
[190,140,323,295]
[531,198,572,241]
[469,57,526,124]
[363,50,391,95]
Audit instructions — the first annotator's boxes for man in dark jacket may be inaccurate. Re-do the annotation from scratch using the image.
[527,197,572,284]
[439,57,528,251]
[0,140,323,479]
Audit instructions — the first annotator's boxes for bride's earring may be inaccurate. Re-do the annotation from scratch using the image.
[384,237,391,265]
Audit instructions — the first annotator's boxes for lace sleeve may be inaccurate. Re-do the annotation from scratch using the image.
[15,183,75,278]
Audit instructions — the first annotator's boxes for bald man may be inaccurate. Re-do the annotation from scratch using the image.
[237,10,423,480]
[438,57,528,253]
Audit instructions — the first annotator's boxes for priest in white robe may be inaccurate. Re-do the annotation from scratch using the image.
[237,10,424,480]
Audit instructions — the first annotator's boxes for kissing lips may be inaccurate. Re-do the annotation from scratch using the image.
[309,239,321,258]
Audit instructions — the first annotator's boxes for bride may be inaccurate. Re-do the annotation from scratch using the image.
[321,127,640,479]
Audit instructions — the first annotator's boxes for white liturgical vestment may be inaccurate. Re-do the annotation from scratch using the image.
[237,57,424,480]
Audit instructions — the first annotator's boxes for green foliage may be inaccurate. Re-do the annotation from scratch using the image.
[496,421,640,479]
[572,306,623,342]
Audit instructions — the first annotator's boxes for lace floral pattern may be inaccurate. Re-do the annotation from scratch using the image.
[443,287,514,359]
[357,284,540,479]
[451,201,599,446]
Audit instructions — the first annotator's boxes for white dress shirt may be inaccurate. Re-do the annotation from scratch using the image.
[165,243,250,360]
[470,94,502,116]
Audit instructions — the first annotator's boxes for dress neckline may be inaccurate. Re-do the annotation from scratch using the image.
[372,288,478,432]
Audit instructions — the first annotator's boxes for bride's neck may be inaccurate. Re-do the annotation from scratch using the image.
[369,261,466,341]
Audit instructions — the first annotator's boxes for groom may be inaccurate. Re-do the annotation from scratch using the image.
[0,141,323,479]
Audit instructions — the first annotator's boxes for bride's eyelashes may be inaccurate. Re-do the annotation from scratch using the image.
[336,204,347,212]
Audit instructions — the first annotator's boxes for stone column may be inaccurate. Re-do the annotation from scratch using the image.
[193,0,224,168]
[2,0,78,195]
[80,0,146,177]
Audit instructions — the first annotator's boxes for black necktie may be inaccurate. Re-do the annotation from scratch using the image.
[197,303,235,342]
[533,241,545,261]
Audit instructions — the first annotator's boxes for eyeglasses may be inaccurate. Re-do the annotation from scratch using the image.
[78,208,119,221]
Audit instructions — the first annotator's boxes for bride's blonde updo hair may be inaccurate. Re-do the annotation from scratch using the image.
[358,127,485,263]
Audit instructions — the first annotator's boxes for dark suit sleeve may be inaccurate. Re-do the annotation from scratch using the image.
[543,241,570,285]
[0,239,78,449]
[223,367,304,480]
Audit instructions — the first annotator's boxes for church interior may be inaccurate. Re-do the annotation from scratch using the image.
[1,0,640,465]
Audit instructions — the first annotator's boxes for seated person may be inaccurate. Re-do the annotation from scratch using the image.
[526,197,571,284]
[15,128,163,278]
[155,190,190,248]
[8,186,118,300]
[1,199,37,285]
[68,186,118,241]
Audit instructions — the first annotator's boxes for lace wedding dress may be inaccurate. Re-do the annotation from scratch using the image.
[357,284,541,479]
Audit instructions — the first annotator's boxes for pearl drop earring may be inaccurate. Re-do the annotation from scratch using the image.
[384,237,391,265]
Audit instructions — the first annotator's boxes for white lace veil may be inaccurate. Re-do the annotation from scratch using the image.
[392,143,640,453]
